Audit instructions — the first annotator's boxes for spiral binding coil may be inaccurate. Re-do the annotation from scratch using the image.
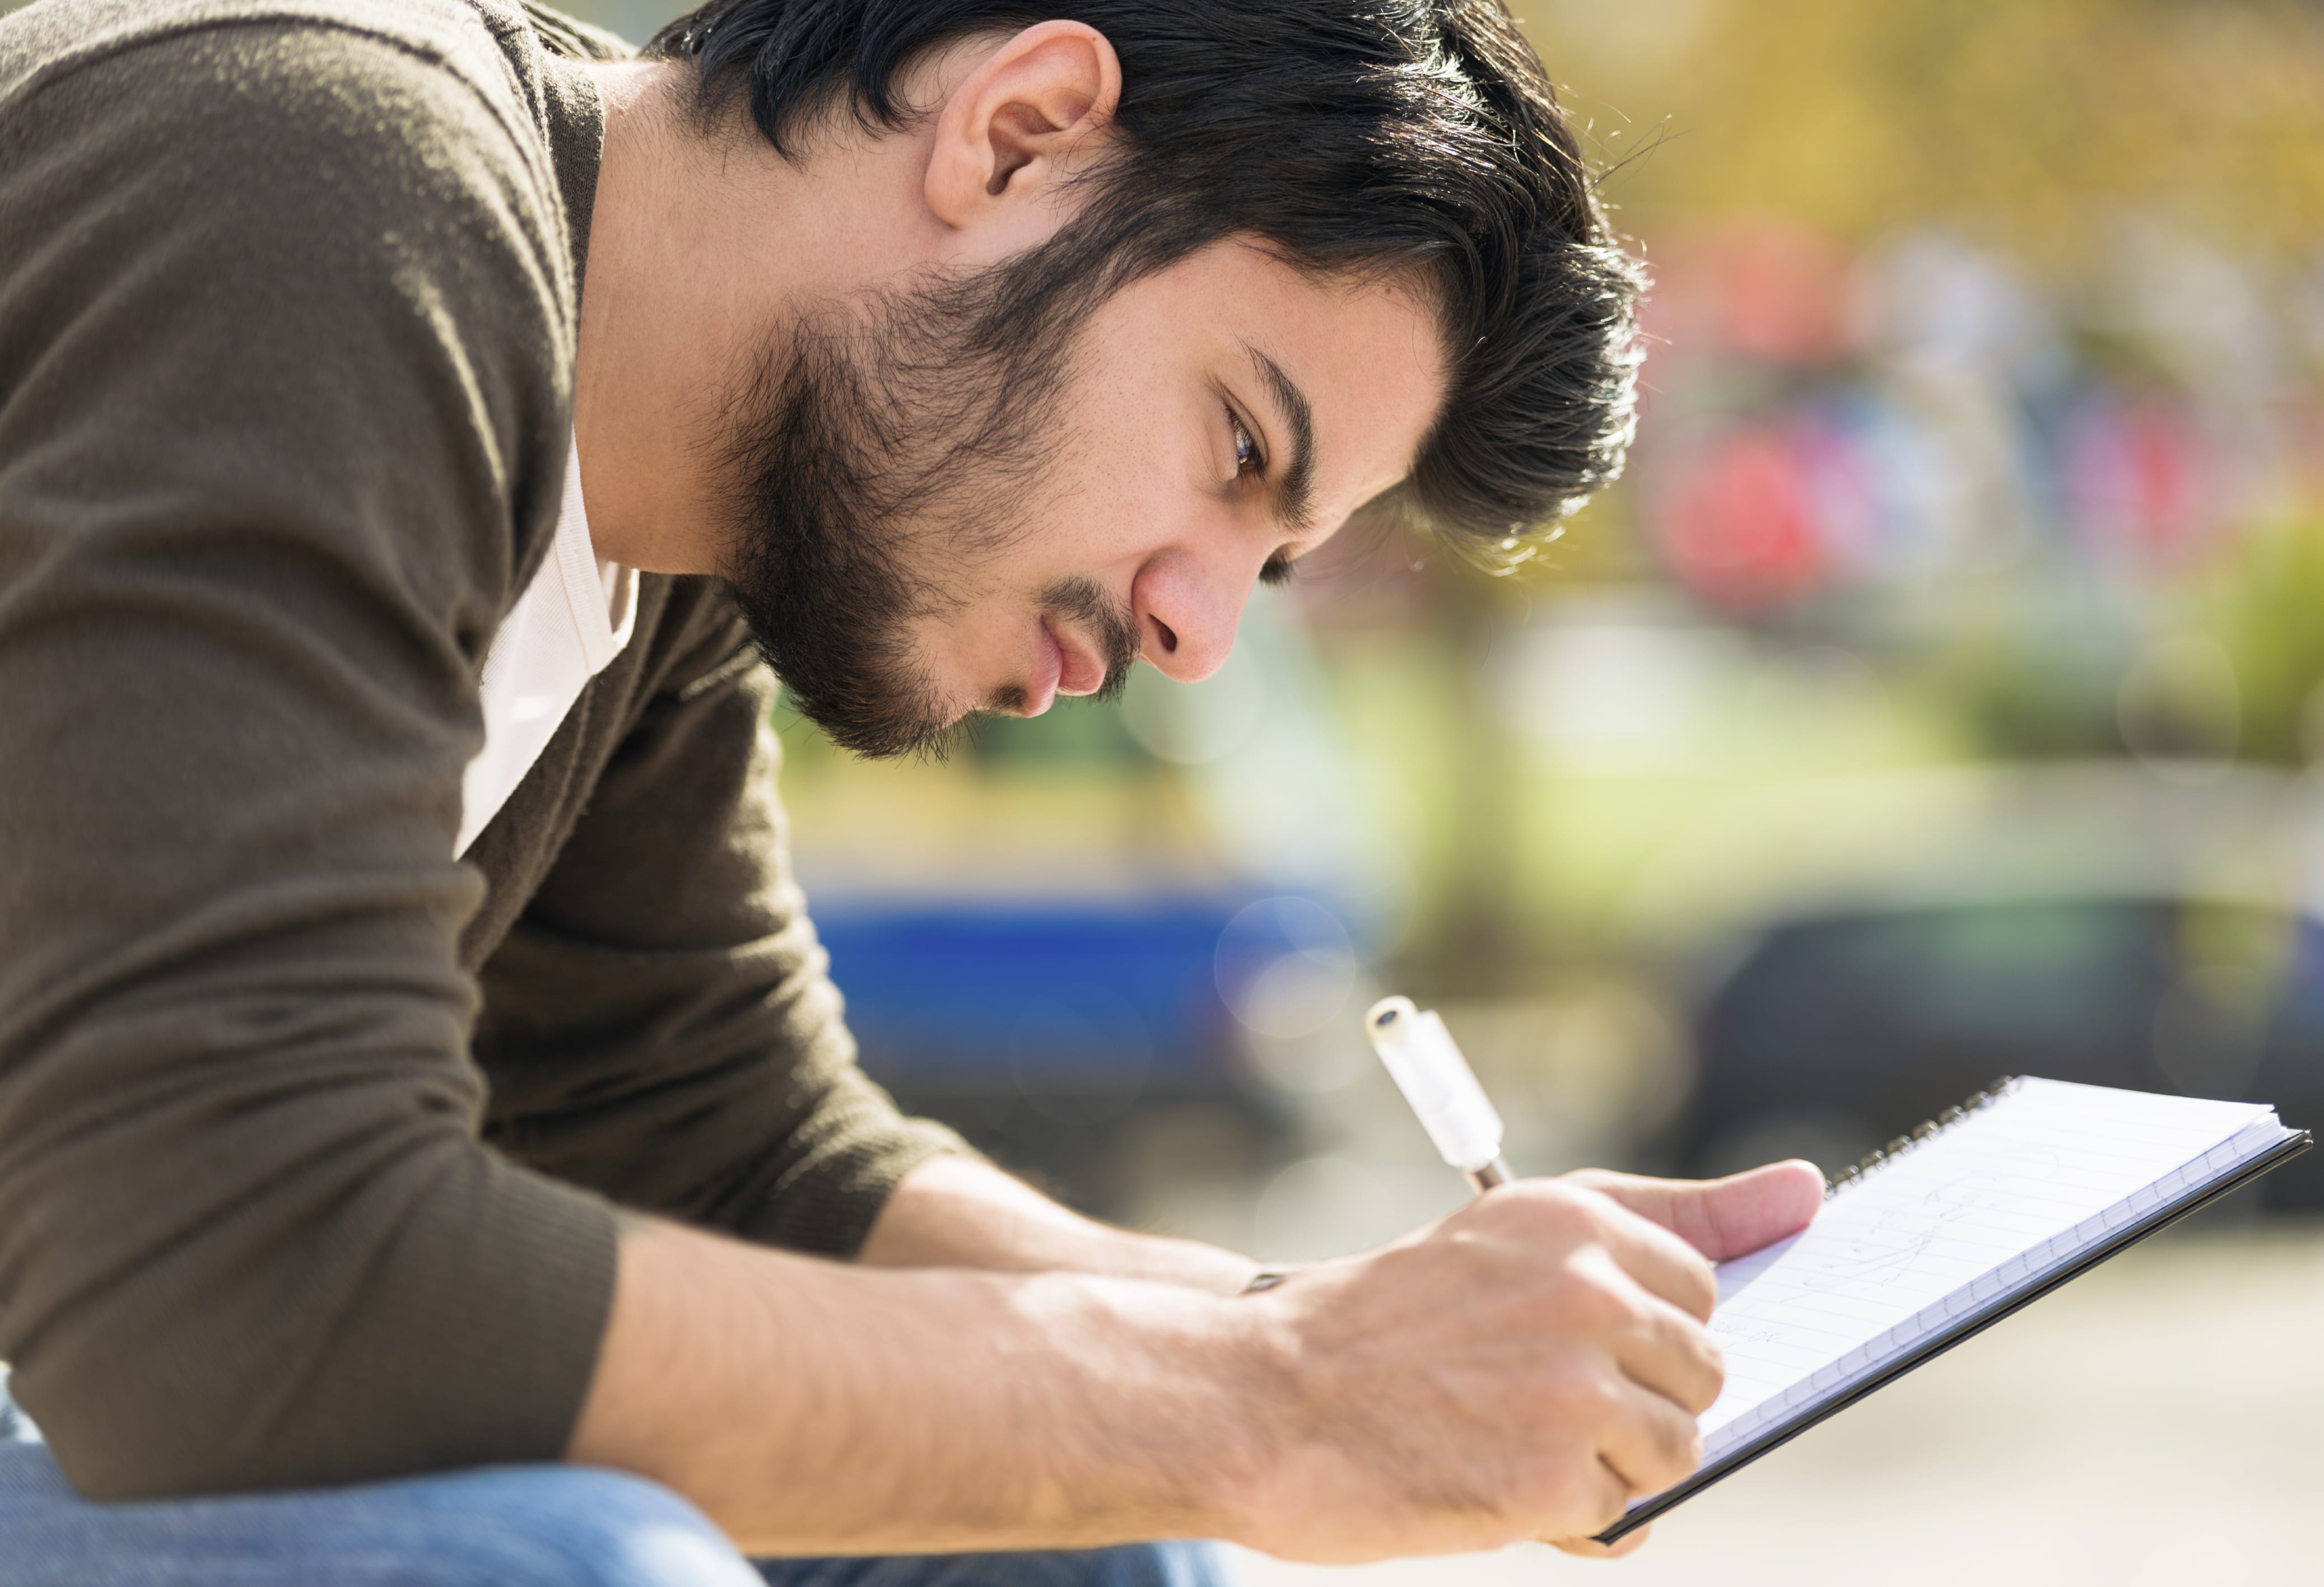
[1824,1076,2021,1199]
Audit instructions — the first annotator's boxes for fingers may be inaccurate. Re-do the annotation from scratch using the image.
[1538,1381,1689,1558]
[1596,1374,1705,1501]
[1585,1199,1718,1322]
[1540,1454,1653,1557]
[1612,1289,1724,1416]
[1566,1160,1825,1262]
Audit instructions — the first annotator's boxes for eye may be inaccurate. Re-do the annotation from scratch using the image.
[1259,551,1298,588]
[1228,405,1264,478]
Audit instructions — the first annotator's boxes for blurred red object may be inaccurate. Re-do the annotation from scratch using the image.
[1643,219,1860,367]
[1659,426,1832,612]
[2065,394,2215,570]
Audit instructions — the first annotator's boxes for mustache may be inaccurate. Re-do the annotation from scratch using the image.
[1039,575,1142,704]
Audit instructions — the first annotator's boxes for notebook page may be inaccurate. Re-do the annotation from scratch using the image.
[1694,1079,2283,1460]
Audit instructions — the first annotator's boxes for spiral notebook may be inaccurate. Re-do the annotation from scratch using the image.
[1598,1076,2311,1543]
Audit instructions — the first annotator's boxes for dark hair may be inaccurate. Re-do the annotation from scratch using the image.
[648,0,1645,569]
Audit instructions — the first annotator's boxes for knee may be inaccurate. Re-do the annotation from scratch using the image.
[412,1465,763,1587]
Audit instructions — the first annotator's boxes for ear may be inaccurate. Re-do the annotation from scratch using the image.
[924,21,1121,229]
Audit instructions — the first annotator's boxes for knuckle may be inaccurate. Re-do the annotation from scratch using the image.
[1680,1259,1718,1319]
[1549,1262,1634,1334]
[1634,1457,1684,1508]
[1517,1181,1599,1237]
[1648,1422,1703,1490]
[1691,1343,1727,1413]
[1540,1366,1623,1430]
[1558,1169,1621,1206]
[1615,1404,1691,1492]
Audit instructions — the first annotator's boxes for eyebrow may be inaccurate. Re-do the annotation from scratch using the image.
[1244,344,1317,533]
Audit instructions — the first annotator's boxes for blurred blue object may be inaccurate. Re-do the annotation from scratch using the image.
[817,894,1370,1214]
[818,895,1332,1094]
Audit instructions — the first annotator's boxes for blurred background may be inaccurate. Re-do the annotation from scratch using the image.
[548,0,2324,1572]
[567,0,2324,1230]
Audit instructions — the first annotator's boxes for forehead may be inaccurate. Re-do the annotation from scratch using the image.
[1096,239,1449,515]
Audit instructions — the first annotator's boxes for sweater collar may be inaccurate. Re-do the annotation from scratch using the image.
[522,2,627,302]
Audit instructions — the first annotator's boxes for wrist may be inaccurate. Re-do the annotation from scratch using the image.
[1016,1271,1299,1547]
[1241,1263,1303,1294]
[1173,1281,1306,1548]
[1154,1237,1265,1297]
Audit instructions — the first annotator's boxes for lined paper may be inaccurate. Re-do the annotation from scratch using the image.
[1689,1079,2294,1469]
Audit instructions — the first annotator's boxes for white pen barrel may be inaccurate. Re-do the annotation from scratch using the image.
[1364,996,1506,1175]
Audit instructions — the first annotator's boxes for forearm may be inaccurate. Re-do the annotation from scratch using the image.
[566,1216,1274,1554]
[567,1166,1823,1563]
[859,1153,1261,1296]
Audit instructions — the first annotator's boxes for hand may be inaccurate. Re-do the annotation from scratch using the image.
[1538,1160,1824,1557]
[1223,1160,1822,1563]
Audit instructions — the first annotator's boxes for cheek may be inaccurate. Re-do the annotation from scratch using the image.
[1055,351,1223,501]
[1024,441,1192,569]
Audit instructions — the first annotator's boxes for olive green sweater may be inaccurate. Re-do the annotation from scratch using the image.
[0,0,958,1501]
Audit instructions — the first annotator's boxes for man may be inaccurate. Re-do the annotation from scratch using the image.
[0,0,1825,1580]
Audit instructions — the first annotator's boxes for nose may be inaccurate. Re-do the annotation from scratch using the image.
[1132,552,1251,684]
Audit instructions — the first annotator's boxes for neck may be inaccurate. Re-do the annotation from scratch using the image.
[570,60,951,575]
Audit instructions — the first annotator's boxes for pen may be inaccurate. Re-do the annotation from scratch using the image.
[1363,995,1514,1195]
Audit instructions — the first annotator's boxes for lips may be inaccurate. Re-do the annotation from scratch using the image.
[1048,618,1106,697]
[1024,621,1064,717]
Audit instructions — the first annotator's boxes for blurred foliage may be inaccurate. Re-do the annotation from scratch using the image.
[2207,517,2324,764]
[1524,0,2324,265]
[1924,626,2128,763]
[516,0,2324,272]
[1901,518,2324,768]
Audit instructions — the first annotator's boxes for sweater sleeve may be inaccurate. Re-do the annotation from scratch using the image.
[473,588,970,1258]
[0,21,617,1497]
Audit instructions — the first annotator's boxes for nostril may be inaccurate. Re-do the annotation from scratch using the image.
[1153,619,1179,655]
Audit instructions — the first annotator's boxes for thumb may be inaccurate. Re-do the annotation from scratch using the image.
[1564,1160,1825,1262]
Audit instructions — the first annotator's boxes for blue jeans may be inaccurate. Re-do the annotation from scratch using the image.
[0,1377,1233,1587]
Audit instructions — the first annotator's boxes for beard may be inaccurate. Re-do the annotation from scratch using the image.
[711,250,1141,759]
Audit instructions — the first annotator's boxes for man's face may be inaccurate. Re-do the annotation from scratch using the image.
[717,237,1446,757]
